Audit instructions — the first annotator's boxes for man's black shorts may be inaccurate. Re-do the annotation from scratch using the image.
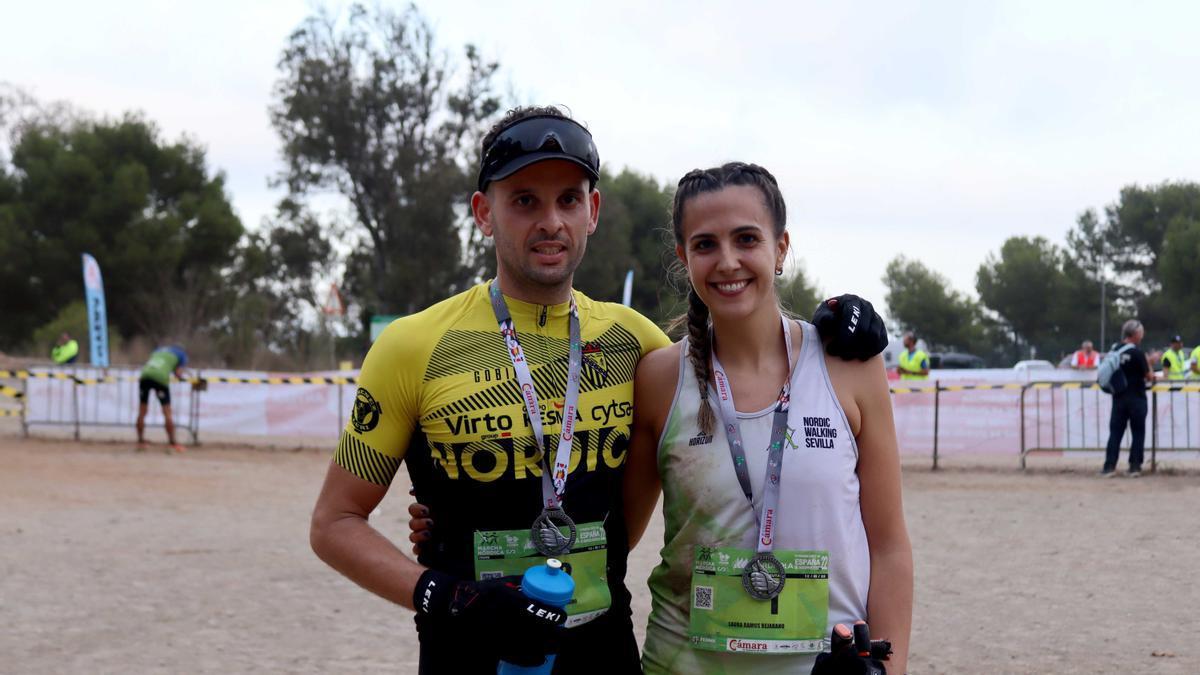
[138,378,171,406]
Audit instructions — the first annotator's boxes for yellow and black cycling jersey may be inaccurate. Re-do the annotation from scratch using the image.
[335,281,670,584]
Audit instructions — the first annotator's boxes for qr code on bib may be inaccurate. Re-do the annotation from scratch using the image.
[693,585,714,610]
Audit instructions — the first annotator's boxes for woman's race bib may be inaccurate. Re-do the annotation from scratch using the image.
[688,546,830,654]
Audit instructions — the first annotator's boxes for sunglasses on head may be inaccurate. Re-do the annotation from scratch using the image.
[477,115,600,193]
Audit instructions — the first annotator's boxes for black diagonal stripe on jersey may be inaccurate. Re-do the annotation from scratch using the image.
[424,330,511,381]
[599,323,642,383]
[334,431,402,486]
[480,386,504,409]
[421,323,646,423]
[424,329,568,382]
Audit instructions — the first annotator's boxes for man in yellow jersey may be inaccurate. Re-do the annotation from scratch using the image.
[897,332,930,380]
[1161,335,1187,380]
[309,106,889,673]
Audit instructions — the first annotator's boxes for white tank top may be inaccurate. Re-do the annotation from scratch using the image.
[642,320,870,674]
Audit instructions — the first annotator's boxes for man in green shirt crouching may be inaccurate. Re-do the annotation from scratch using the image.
[136,346,188,453]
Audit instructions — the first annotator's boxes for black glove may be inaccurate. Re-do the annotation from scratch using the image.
[413,569,566,666]
[812,295,888,361]
[811,622,891,675]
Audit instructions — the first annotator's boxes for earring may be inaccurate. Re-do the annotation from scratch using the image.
[775,267,783,276]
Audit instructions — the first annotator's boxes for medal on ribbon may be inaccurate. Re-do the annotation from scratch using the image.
[741,551,787,600]
[709,315,796,602]
[531,506,578,556]
[489,282,584,557]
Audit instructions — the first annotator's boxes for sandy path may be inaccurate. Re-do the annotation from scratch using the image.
[2,436,1197,674]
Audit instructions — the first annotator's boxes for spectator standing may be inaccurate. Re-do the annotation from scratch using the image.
[1102,320,1154,477]
[51,332,79,365]
[897,332,930,380]
[1161,335,1188,380]
[1070,340,1099,369]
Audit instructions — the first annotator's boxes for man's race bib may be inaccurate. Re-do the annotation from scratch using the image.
[688,546,830,654]
[473,520,610,627]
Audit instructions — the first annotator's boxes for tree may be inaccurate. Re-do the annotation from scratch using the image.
[573,168,677,319]
[976,237,1061,356]
[1158,216,1200,340]
[777,265,822,319]
[1102,183,1200,292]
[215,198,335,367]
[270,3,501,317]
[1064,183,1200,345]
[1065,209,1124,348]
[0,107,244,351]
[883,256,984,353]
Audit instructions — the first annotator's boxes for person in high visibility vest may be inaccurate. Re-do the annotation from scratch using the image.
[898,332,930,379]
[1160,335,1187,380]
[51,332,79,365]
[1069,340,1099,369]
[1191,343,1200,379]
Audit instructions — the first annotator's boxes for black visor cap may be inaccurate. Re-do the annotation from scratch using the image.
[477,115,600,192]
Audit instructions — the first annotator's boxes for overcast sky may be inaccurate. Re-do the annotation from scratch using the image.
[6,1,1200,316]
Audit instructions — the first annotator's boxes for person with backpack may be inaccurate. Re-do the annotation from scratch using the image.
[1101,320,1154,477]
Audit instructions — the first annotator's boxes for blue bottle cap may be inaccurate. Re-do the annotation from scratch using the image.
[520,558,575,607]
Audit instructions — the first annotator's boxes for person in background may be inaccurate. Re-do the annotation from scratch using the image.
[1102,320,1153,478]
[897,332,929,380]
[1160,335,1187,380]
[1069,340,1099,369]
[51,332,79,365]
[1190,342,1200,379]
[136,345,188,453]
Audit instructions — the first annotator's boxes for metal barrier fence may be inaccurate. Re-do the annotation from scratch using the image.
[2,367,200,443]
[890,379,1200,471]
[1019,381,1200,471]
[0,374,25,434]
[890,381,1026,470]
[1,368,357,444]
[8,366,1197,473]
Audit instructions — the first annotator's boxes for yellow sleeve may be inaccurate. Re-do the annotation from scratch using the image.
[333,318,426,486]
[624,308,672,356]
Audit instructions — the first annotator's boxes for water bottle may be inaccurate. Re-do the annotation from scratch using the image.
[496,558,575,675]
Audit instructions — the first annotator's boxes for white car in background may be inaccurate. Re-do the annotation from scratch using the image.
[1013,359,1055,372]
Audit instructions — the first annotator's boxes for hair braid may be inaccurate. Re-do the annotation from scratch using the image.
[686,286,716,436]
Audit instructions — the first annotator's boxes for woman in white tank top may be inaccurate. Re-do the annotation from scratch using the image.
[624,163,912,674]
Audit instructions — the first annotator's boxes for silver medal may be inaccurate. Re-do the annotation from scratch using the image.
[741,552,786,600]
[531,507,577,556]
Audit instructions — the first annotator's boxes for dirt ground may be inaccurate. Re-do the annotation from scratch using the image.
[2,432,1198,674]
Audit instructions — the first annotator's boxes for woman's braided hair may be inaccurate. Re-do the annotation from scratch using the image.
[671,162,787,435]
